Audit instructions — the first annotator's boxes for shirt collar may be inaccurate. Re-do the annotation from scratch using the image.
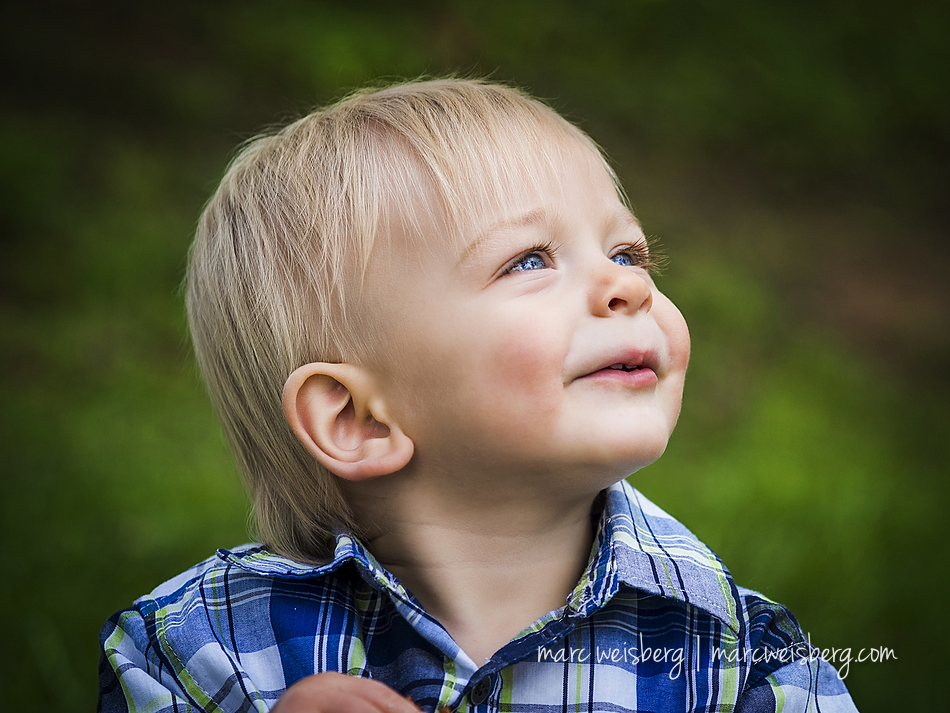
[218,480,740,633]
[218,532,418,603]
[567,480,740,633]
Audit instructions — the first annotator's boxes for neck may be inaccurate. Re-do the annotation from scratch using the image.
[348,468,603,666]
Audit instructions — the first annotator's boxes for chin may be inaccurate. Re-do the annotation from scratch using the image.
[578,434,670,482]
[618,426,673,472]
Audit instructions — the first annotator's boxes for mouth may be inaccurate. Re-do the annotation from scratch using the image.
[604,363,645,372]
[577,351,661,386]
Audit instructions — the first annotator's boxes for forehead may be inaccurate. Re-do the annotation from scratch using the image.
[458,184,641,272]
[376,125,626,259]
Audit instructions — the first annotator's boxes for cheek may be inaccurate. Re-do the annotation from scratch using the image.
[669,317,691,374]
[466,316,566,423]
[656,294,691,371]
[654,295,690,425]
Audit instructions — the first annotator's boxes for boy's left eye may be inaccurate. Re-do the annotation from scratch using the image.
[609,241,658,272]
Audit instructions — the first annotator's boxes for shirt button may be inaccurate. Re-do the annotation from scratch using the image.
[470,676,492,705]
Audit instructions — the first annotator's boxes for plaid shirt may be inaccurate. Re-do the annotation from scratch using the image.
[99,481,858,712]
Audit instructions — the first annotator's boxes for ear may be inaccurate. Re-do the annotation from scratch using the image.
[282,363,414,481]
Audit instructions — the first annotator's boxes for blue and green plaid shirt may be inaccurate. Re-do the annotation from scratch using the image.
[99,481,858,712]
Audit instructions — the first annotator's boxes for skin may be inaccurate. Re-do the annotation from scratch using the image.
[279,139,690,707]
[271,672,424,713]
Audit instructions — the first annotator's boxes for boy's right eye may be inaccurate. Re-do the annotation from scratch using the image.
[503,242,557,275]
[509,252,548,272]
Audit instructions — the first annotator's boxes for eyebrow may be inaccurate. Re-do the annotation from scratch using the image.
[604,206,643,236]
[457,208,552,266]
[457,204,644,266]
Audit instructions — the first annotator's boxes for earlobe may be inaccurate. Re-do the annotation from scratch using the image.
[282,363,414,480]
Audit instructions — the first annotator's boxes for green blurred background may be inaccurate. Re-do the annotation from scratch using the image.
[2,1,947,710]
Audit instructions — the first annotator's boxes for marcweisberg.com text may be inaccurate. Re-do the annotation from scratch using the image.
[536,634,896,680]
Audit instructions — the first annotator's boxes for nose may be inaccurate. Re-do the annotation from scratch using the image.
[589,260,653,317]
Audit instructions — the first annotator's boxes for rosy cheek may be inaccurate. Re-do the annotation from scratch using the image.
[655,295,691,370]
[668,319,690,372]
[473,320,564,419]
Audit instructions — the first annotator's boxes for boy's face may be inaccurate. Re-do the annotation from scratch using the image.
[360,141,690,493]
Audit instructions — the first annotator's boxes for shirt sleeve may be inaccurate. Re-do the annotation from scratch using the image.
[735,589,860,713]
[736,655,859,712]
[99,607,206,713]
[98,605,273,713]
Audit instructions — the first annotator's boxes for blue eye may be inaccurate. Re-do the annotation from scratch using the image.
[509,252,548,272]
[610,242,657,271]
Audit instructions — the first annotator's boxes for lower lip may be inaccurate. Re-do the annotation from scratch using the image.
[582,367,658,387]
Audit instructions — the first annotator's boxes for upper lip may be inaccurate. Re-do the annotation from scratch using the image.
[576,348,661,379]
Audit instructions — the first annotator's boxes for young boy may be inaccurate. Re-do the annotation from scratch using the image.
[99,78,858,713]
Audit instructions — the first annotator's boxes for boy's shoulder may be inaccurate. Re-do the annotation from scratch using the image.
[100,484,859,713]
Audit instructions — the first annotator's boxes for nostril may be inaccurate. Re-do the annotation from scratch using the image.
[608,297,626,311]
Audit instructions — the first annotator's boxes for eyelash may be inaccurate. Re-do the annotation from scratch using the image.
[503,240,559,274]
[611,237,666,274]
[502,236,666,275]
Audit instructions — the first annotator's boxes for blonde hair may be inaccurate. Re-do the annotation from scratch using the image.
[186,78,623,561]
